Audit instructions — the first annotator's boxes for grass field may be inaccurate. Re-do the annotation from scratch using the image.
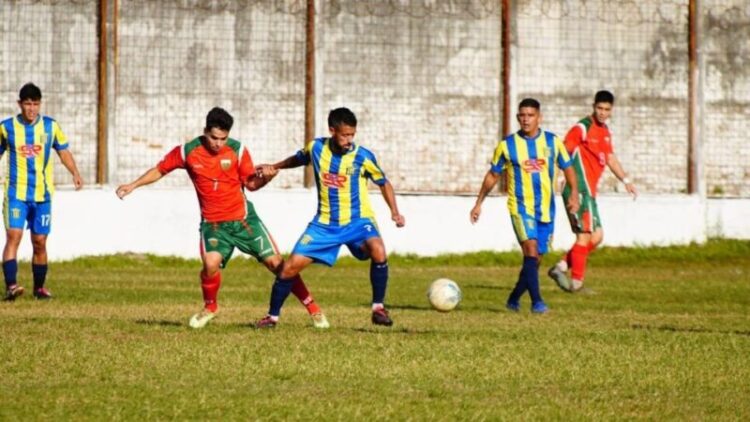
[1,239,749,420]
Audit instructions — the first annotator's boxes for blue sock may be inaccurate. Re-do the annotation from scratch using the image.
[370,260,388,304]
[3,260,18,287]
[507,268,527,305]
[268,277,294,317]
[522,256,543,304]
[33,264,48,290]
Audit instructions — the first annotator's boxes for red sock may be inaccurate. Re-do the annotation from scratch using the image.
[565,250,572,268]
[290,274,321,315]
[570,244,589,281]
[200,271,221,312]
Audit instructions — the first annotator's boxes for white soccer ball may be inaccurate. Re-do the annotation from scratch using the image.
[427,278,462,312]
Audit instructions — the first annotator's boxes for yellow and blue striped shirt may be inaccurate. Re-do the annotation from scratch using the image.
[0,115,69,202]
[297,138,387,226]
[490,129,571,222]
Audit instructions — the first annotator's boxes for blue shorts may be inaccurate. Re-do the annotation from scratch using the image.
[291,218,381,266]
[510,213,554,255]
[3,198,52,235]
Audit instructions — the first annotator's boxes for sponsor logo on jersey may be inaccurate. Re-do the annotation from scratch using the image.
[36,132,48,143]
[220,159,231,170]
[322,172,347,188]
[18,144,42,158]
[522,158,546,173]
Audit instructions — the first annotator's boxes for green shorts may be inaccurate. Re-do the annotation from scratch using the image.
[563,185,602,233]
[200,201,279,268]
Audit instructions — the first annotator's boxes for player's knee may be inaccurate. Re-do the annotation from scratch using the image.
[264,255,284,274]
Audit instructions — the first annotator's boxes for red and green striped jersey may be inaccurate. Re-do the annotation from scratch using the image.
[564,115,614,197]
[158,137,255,222]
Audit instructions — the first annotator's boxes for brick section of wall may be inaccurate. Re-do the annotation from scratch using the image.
[702,0,750,197]
[318,1,502,193]
[0,0,98,188]
[114,1,306,188]
[513,0,690,194]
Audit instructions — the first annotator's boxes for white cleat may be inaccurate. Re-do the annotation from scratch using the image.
[189,309,217,329]
[311,312,330,329]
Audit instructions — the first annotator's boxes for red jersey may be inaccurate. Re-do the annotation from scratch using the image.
[564,115,614,197]
[157,137,255,222]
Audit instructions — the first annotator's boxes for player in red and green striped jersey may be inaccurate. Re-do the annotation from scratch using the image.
[116,107,328,329]
[548,91,638,293]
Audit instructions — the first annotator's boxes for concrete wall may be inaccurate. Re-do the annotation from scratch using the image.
[7,188,745,261]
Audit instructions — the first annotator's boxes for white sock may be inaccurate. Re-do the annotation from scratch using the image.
[372,303,384,311]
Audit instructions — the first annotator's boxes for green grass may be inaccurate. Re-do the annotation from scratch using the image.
[1,239,749,420]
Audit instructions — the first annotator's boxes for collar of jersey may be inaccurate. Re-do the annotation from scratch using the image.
[16,114,40,127]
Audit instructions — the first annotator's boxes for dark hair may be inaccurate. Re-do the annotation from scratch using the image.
[518,98,540,110]
[594,90,615,104]
[19,83,42,101]
[328,107,357,128]
[205,107,233,132]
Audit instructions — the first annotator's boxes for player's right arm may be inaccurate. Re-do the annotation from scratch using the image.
[257,141,314,178]
[471,140,507,224]
[116,167,164,199]
[470,170,501,224]
[116,145,182,199]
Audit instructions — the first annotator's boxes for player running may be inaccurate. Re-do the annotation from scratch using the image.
[254,107,405,328]
[471,98,579,313]
[548,90,637,292]
[116,107,328,329]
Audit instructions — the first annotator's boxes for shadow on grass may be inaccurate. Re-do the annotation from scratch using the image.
[630,324,750,337]
[135,319,183,327]
[464,284,512,292]
[351,327,437,335]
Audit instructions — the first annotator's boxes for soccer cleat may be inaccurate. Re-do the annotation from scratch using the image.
[311,312,330,329]
[33,287,53,300]
[189,309,218,329]
[531,301,549,314]
[505,300,521,312]
[570,279,584,292]
[371,308,393,326]
[548,265,573,292]
[4,284,25,302]
[254,315,277,329]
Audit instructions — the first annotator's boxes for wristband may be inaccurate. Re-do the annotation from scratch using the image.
[622,177,631,184]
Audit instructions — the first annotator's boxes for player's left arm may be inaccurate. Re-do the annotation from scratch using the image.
[378,181,405,228]
[607,154,637,199]
[245,167,278,191]
[56,149,83,190]
[556,136,579,213]
[52,122,83,190]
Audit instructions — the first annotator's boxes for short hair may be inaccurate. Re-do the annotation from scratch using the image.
[205,107,233,132]
[19,83,42,101]
[328,107,357,128]
[518,98,540,110]
[594,90,615,104]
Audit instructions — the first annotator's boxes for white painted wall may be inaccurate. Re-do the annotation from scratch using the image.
[5,189,746,261]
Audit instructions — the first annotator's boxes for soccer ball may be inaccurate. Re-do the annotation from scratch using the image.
[427,278,462,312]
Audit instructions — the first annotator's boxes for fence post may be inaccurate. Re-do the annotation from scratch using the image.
[303,0,316,188]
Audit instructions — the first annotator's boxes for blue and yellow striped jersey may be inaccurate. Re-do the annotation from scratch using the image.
[490,129,571,222]
[0,115,69,202]
[297,137,387,226]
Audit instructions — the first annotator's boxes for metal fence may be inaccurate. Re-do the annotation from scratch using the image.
[1,0,747,197]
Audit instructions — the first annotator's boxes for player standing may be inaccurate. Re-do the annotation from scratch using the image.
[470,98,579,313]
[116,107,328,329]
[548,90,637,292]
[254,107,405,328]
[1,83,83,301]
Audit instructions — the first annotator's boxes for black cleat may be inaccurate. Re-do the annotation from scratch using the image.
[371,308,393,326]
